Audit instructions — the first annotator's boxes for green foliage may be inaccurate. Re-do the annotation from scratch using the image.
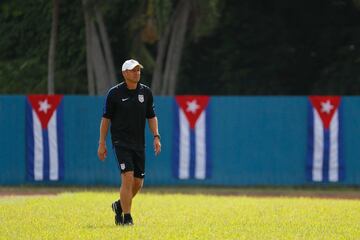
[105,0,159,86]
[104,0,154,85]
[1,191,360,239]
[1,0,360,94]
[179,0,360,95]
[0,0,51,94]
[0,59,47,94]
[190,0,222,40]
[55,0,87,94]
[0,0,87,94]
[154,0,173,34]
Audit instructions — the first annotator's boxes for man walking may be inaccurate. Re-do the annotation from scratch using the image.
[97,59,161,226]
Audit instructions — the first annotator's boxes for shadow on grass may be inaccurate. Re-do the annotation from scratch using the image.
[84,224,120,230]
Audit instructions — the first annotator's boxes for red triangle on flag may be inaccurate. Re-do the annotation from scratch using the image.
[309,96,341,129]
[28,95,63,129]
[175,96,210,129]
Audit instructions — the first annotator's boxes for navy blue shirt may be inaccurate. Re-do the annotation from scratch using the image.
[103,82,156,150]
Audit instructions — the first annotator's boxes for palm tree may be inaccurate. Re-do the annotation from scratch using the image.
[48,0,60,94]
[82,0,117,95]
[151,0,221,95]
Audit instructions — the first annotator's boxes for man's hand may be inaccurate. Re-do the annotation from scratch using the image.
[98,142,107,161]
[154,138,161,156]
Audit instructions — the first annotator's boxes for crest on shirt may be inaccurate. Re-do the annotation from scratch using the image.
[138,94,144,103]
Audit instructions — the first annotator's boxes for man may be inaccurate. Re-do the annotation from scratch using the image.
[97,59,161,226]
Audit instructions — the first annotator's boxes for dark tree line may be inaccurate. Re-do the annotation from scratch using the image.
[1,0,360,95]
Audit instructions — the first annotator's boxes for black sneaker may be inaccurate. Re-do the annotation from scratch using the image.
[111,200,122,216]
[114,214,123,226]
[123,214,134,226]
[112,201,123,225]
[123,218,134,226]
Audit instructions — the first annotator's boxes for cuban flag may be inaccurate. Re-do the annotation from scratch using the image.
[173,96,212,179]
[307,96,344,182]
[26,95,64,181]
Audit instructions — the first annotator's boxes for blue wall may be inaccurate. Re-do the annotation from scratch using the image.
[0,96,359,186]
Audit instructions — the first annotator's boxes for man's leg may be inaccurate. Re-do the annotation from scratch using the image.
[115,149,145,225]
[120,171,134,214]
[113,172,133,225]
[132,177,143,198]
[114,177,143,219]
[112,146,138,225]
[119,176,143,225]
[131,150,145,199]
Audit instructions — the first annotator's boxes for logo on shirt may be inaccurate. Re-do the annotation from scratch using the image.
[138,95,144,103]
[122,98,129,102]
[120,163,125,170]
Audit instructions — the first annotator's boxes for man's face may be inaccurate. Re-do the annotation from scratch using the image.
[123,65,141,83]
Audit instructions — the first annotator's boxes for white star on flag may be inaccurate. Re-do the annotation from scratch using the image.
[38,99,52,114]
[186,100,200,114]
[320,100,334,114]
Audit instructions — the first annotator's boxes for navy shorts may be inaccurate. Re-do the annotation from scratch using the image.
[113,146,145,178]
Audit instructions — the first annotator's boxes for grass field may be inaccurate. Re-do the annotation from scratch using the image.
[1,188,360,239]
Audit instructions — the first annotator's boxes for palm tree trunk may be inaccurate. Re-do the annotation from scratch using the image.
[151,21,172,95]
[82,1,114,95]
[161,0,191,95]
[82,0,95,95]
[95,8,117,86]
[91,22,109,95]
[48,0,60,94]
[152,0,188,95]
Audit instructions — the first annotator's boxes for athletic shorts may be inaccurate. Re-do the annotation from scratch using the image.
[113,145,145,179]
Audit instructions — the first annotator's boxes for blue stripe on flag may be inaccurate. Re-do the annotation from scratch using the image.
[323,129,330,182]
[26,99,35,180]
[43,129,50,180]
[172,100,180,178]
[306,101,314,181]
[205,104,212,178]
[338,104,344,181]
[189,129,196,178]
[57,101,64,180]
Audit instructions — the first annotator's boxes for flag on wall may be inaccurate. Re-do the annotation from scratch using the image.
[173,96,212,179]
[307,96,344,182]
[26,95,64,181]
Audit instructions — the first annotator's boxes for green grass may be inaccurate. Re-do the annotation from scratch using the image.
[1,191,360,240]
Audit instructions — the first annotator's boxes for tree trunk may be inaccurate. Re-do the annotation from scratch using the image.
[151,21,172,95]
[95,8,117,86]
[82,1,115,95]
[82,0,95,95]
[47,0,60,94]
[161,0,191,95]
[91,22,109,95]
[152,0,188,95]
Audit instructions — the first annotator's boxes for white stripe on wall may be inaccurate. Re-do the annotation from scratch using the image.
[195,111,206,179]
[329,110,339,182]
[179,109,190,179]
[312,109,324,182]
[48,111,59,181]
[33,111,44,181]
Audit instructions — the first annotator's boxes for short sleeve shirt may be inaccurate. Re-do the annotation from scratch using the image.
[103,82,156,150]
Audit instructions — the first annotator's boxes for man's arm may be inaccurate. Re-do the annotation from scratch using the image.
[98,117,110,161]
[148,117,161,156]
